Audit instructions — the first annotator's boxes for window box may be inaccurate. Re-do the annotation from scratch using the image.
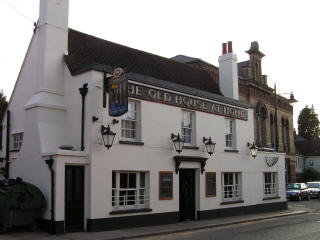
[110,208,152,215]
[119,140,144,146]
[183,146,199,150]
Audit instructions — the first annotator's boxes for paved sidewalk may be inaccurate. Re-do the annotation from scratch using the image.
[1,204,309,240]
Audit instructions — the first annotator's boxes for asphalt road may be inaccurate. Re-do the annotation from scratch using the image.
[138,199,320,240]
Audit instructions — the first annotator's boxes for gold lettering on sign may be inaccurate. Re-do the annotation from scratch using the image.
[241,111,246,119]
[189,99,197,109]
[182,97,190,106]
[196,100,203,109]
[212,104,220,113]
[128,83,248,121]
[136,86,143,96]
[202,102,208,111]
[128,84,134,95]
[164,92,171,102]
[175,95,182,105]
[148,89,157,99]
[235,109,241,118]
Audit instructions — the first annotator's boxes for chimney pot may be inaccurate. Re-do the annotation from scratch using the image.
[228,41,233,53]
[222,43,227,54]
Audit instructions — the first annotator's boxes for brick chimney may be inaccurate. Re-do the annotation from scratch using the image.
[218,41,239,100]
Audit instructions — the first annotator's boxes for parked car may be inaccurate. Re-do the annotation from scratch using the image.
[286,183,311,201]
[307,182,320,198]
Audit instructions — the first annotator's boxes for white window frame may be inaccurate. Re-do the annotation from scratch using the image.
[181,110,195,146]
[221,172,242,202]
[12,132,23,151]
[112,171,149,210]
[121,100,140,141]
[264,172,278,198]
[225,119,235,149]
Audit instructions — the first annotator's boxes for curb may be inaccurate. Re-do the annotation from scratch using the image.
[106,210,308,240]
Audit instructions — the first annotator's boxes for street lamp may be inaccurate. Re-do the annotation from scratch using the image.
[247,142,258,158]
[171,133,184,154]
[203,137,216,156]
[101,125,116,149]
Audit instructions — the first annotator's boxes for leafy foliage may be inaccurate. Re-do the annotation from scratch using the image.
[302,167,320,182]
[298,105,320,140]
[0,90,8,120]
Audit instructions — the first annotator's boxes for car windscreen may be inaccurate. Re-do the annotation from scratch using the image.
[287,183,301,190]
[307,183,319,188]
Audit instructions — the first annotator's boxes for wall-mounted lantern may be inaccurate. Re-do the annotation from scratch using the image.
[247,142,258,158]
[171,133,184,154]
[101,125,116,149]
[203,137,216,156]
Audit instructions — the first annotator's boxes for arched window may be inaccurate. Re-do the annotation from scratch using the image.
[256,103,267,147]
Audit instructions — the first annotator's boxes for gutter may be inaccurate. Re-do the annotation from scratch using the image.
[45,158,55,226]
[79,84,88,151]
[5,110,10,179]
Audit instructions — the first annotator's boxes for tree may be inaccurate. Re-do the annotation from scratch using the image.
[0,90,8,120]
[302,167,320,182]
[298,105,320,140]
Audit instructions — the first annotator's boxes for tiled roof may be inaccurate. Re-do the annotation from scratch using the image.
[66,29,221,95]
[171,55,201,64]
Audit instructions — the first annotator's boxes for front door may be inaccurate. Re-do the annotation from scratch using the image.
[65,166,84,232]
[179,169,195,221]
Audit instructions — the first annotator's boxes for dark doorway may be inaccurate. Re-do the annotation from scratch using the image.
[179,169,195,221]
[65,165,84,232]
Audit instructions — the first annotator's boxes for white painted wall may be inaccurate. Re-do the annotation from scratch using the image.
[218,53,239,100]
[86,79,285,220]
[0,0,286,227]
[305,156,320,172]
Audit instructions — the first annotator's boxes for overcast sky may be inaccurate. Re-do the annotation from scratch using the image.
[0,0,319,129]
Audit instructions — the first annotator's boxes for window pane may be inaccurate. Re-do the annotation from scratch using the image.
[120,173,128,188]
[127,190,136,205]
[140,172,145,187]
[112,172,116,188]
[119,191,126,205]
[129,173,136,188]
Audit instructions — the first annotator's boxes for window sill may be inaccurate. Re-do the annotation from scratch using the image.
[224,149,239,153]
[110,208,152,215]
[183,146,199,150]
[119,140,144,146]
[258,147,274,152]
[220,200,244,205]
[9,149,20,153]
[263,196,281,200]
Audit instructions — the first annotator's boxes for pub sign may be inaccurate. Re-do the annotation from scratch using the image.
[108,68,128,117]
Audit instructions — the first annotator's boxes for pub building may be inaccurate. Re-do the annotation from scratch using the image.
[0,0,286,234]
